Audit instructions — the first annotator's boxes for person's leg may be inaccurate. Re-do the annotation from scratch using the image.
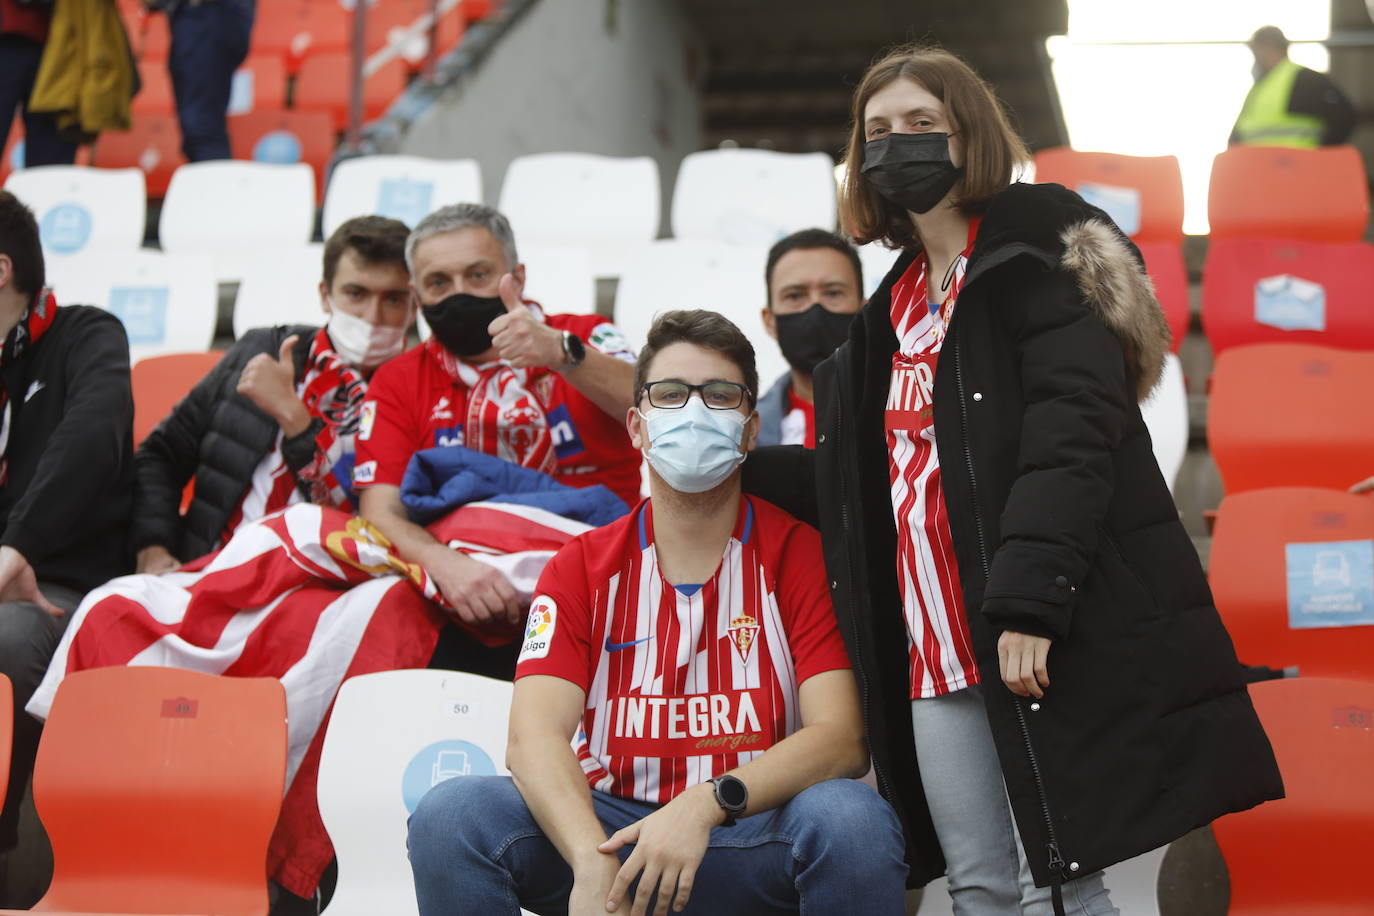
[0,36,42,157]
[167,0,255,161]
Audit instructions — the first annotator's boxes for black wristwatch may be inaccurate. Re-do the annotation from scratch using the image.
[560,330,586,369]
[709,774,748,826]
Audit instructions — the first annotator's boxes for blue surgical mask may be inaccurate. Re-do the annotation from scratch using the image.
[639,398,749,494]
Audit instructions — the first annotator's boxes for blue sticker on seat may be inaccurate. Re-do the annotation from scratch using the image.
[227,68,255,116]
[1255,274,1326,332]
[40,203,92,254]
[9,140,23,171]
[108,286,169,344]
[1286,540,1374,629]
[375,178,434,229]
[1076,182,1141,237]
[401,739,498,814]
[253,130,302,164]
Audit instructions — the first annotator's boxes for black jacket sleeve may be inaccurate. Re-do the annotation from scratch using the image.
[1,313,133,566]
[979,265,1129,641]
[1289,67,1356,146]
[741,445,819,528]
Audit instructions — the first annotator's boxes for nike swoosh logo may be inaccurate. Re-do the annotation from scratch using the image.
[605,635,653,653]
[23,381,45,402]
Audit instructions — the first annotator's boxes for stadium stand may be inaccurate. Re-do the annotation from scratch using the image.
[497,152,660,278]
[1135,241,1189,352]
[1210,487,1374,679]
[295,53,411,131]
[1211,678,1374,914]
[3,166,147,258]
[130,59,175,118]
[232,243,327,340]
[131,351,225,446]
[1207,145,1370,243]
[1031,148,1185,243]
[671,148,838,245]
[517,241,598,316]
[0,668,286,916]
[322,154,483,237]
[227,109,336,200]
[1208,344,1374,495]
[1201,238,1374,355]
[229,55,290,116]
[1140,354,1188,495]
[90,113,185,198]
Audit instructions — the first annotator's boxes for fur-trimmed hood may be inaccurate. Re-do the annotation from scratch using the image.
[965,182,1172,402]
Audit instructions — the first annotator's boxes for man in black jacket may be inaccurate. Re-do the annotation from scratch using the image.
[133,215,413,573]
[0,190,133,887]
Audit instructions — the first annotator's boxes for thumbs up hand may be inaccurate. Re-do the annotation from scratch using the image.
[487,273,564,369]
[238,334,313,436]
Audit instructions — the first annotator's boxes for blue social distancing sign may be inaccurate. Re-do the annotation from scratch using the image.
[108,287,169,344]
[40,202,92,254]
[376,178,434,229]
[1255,274,1326,333]
[1076,182,1141,238]
[400,739,497,814]
[1286,539,1374,629]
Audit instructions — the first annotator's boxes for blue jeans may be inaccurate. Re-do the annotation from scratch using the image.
[408,774,909,915]
[910,686,1118,916]
[0,35,78,167]
[167,0,254,161]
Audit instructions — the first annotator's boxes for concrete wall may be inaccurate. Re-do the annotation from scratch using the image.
[399,0,704,230]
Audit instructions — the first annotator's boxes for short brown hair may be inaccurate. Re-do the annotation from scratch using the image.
[634,310,759,406]
[322,215,411,289]
[841,44,1029,251]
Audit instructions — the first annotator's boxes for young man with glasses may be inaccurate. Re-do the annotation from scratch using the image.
[407,309,908,916]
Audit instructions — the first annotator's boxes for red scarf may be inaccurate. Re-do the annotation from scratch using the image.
[0,290,59,487]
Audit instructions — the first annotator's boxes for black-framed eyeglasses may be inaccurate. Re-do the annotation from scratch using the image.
[640,380,753,411]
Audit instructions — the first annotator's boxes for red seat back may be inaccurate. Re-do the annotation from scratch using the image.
[231,54,289,115]
[1212,677,1374,913]
[1135,241,1188,351]
[132,351,223,446]
[1208,344,1374,495]
[1211,488,1374,678]
[91,114,186,198]
[1033,148,1185,243]
[227,108,336,200]
[1201,239,1374,355]
[29,667,286,915]
[1208,145,1370,242]
[130,60,175,117]
[294,53,410,130]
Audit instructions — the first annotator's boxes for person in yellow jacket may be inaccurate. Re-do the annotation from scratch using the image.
[1230,25,1355,148]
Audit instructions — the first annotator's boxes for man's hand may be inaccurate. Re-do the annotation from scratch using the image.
[999,630,1051,698]
[425,546,525,628]
[0,546,63,617]
[136,545,181,575]
[600,782,723,915]
[1351,476,1374,495]
[237,335,312,436]
[568,853,621,916]
[488,273,565,370]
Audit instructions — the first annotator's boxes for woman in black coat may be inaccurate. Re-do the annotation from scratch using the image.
[745,45,1282,915]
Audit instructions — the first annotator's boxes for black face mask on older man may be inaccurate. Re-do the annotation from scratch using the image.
[421,293,506,358]
[860,131,963,215]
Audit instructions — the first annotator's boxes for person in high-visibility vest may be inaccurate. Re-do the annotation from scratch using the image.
[1231,25,1355,148]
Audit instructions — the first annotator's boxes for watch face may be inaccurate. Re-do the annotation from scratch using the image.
[716,776,747,808]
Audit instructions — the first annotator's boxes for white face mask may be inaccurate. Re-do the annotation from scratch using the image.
[325,303,407,370]
[639,398,749,494]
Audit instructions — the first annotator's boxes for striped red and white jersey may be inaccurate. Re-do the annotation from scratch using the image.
[886,237,981,699]
[516,495,850,805]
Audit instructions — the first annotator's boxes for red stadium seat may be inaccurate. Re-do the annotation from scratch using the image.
[124,4,171,62]
[1033,148,1184,243]
[1212,677,1374,913]
[230,54,289,115]
[91,114,186,198]
[1211,488,1374,678]
[0,668,286,916]
[1201,239,1374,356]
[130,59,175,117]
[1135,241,1189,351]
[132,351,223,446]
[227,108,335,200]
[1208,145,1370,243]
[294,53,409,130]
[1209,344,1374,495]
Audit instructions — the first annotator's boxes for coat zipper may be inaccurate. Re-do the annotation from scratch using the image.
[953,331,1070,916]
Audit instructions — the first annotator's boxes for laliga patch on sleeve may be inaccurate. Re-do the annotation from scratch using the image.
[353,460,376,485]
[359,401,376,440]
[1286,539,1374,629]
[588,323,638,364]
[518,595,557,662]
[1255,274,1326,332]
[1076,182,1141,238]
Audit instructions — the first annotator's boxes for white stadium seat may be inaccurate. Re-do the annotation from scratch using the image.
[671,149,837,245]
[48,249,217,363]
[159,161,315,282]
[518,241,596,316]
[322,155,483,238]
[498,152,660,278]
[1140,353,1188,494]
[4,165,146,258]
[317,670,532,916]
[233,243,326,339]
[615,239,784,387]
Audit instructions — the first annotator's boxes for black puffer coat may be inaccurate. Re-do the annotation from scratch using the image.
[132,325,322,563]
[745,183,1283,892]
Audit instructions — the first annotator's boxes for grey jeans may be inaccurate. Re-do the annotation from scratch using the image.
[910,685,1119,916]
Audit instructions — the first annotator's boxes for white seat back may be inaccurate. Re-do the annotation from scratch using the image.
[671,149,837,245]
[48,249,217,362]
[233,244,326,339]
[159,161,315,282]
[519,242,596,316]
[322,155,483,237]
[498,153,660,278]
[1140,353,1188,494]
[615,239,783,385]
[318,670,517,916]
[4,165,147,257]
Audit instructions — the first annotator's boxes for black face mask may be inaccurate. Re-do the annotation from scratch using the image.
[774,303,855,376]
[421,292,506,358]
[860,131,963,215]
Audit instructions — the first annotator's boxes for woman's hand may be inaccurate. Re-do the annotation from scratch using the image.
[599,782,723,915]
[998,630,1051,698]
